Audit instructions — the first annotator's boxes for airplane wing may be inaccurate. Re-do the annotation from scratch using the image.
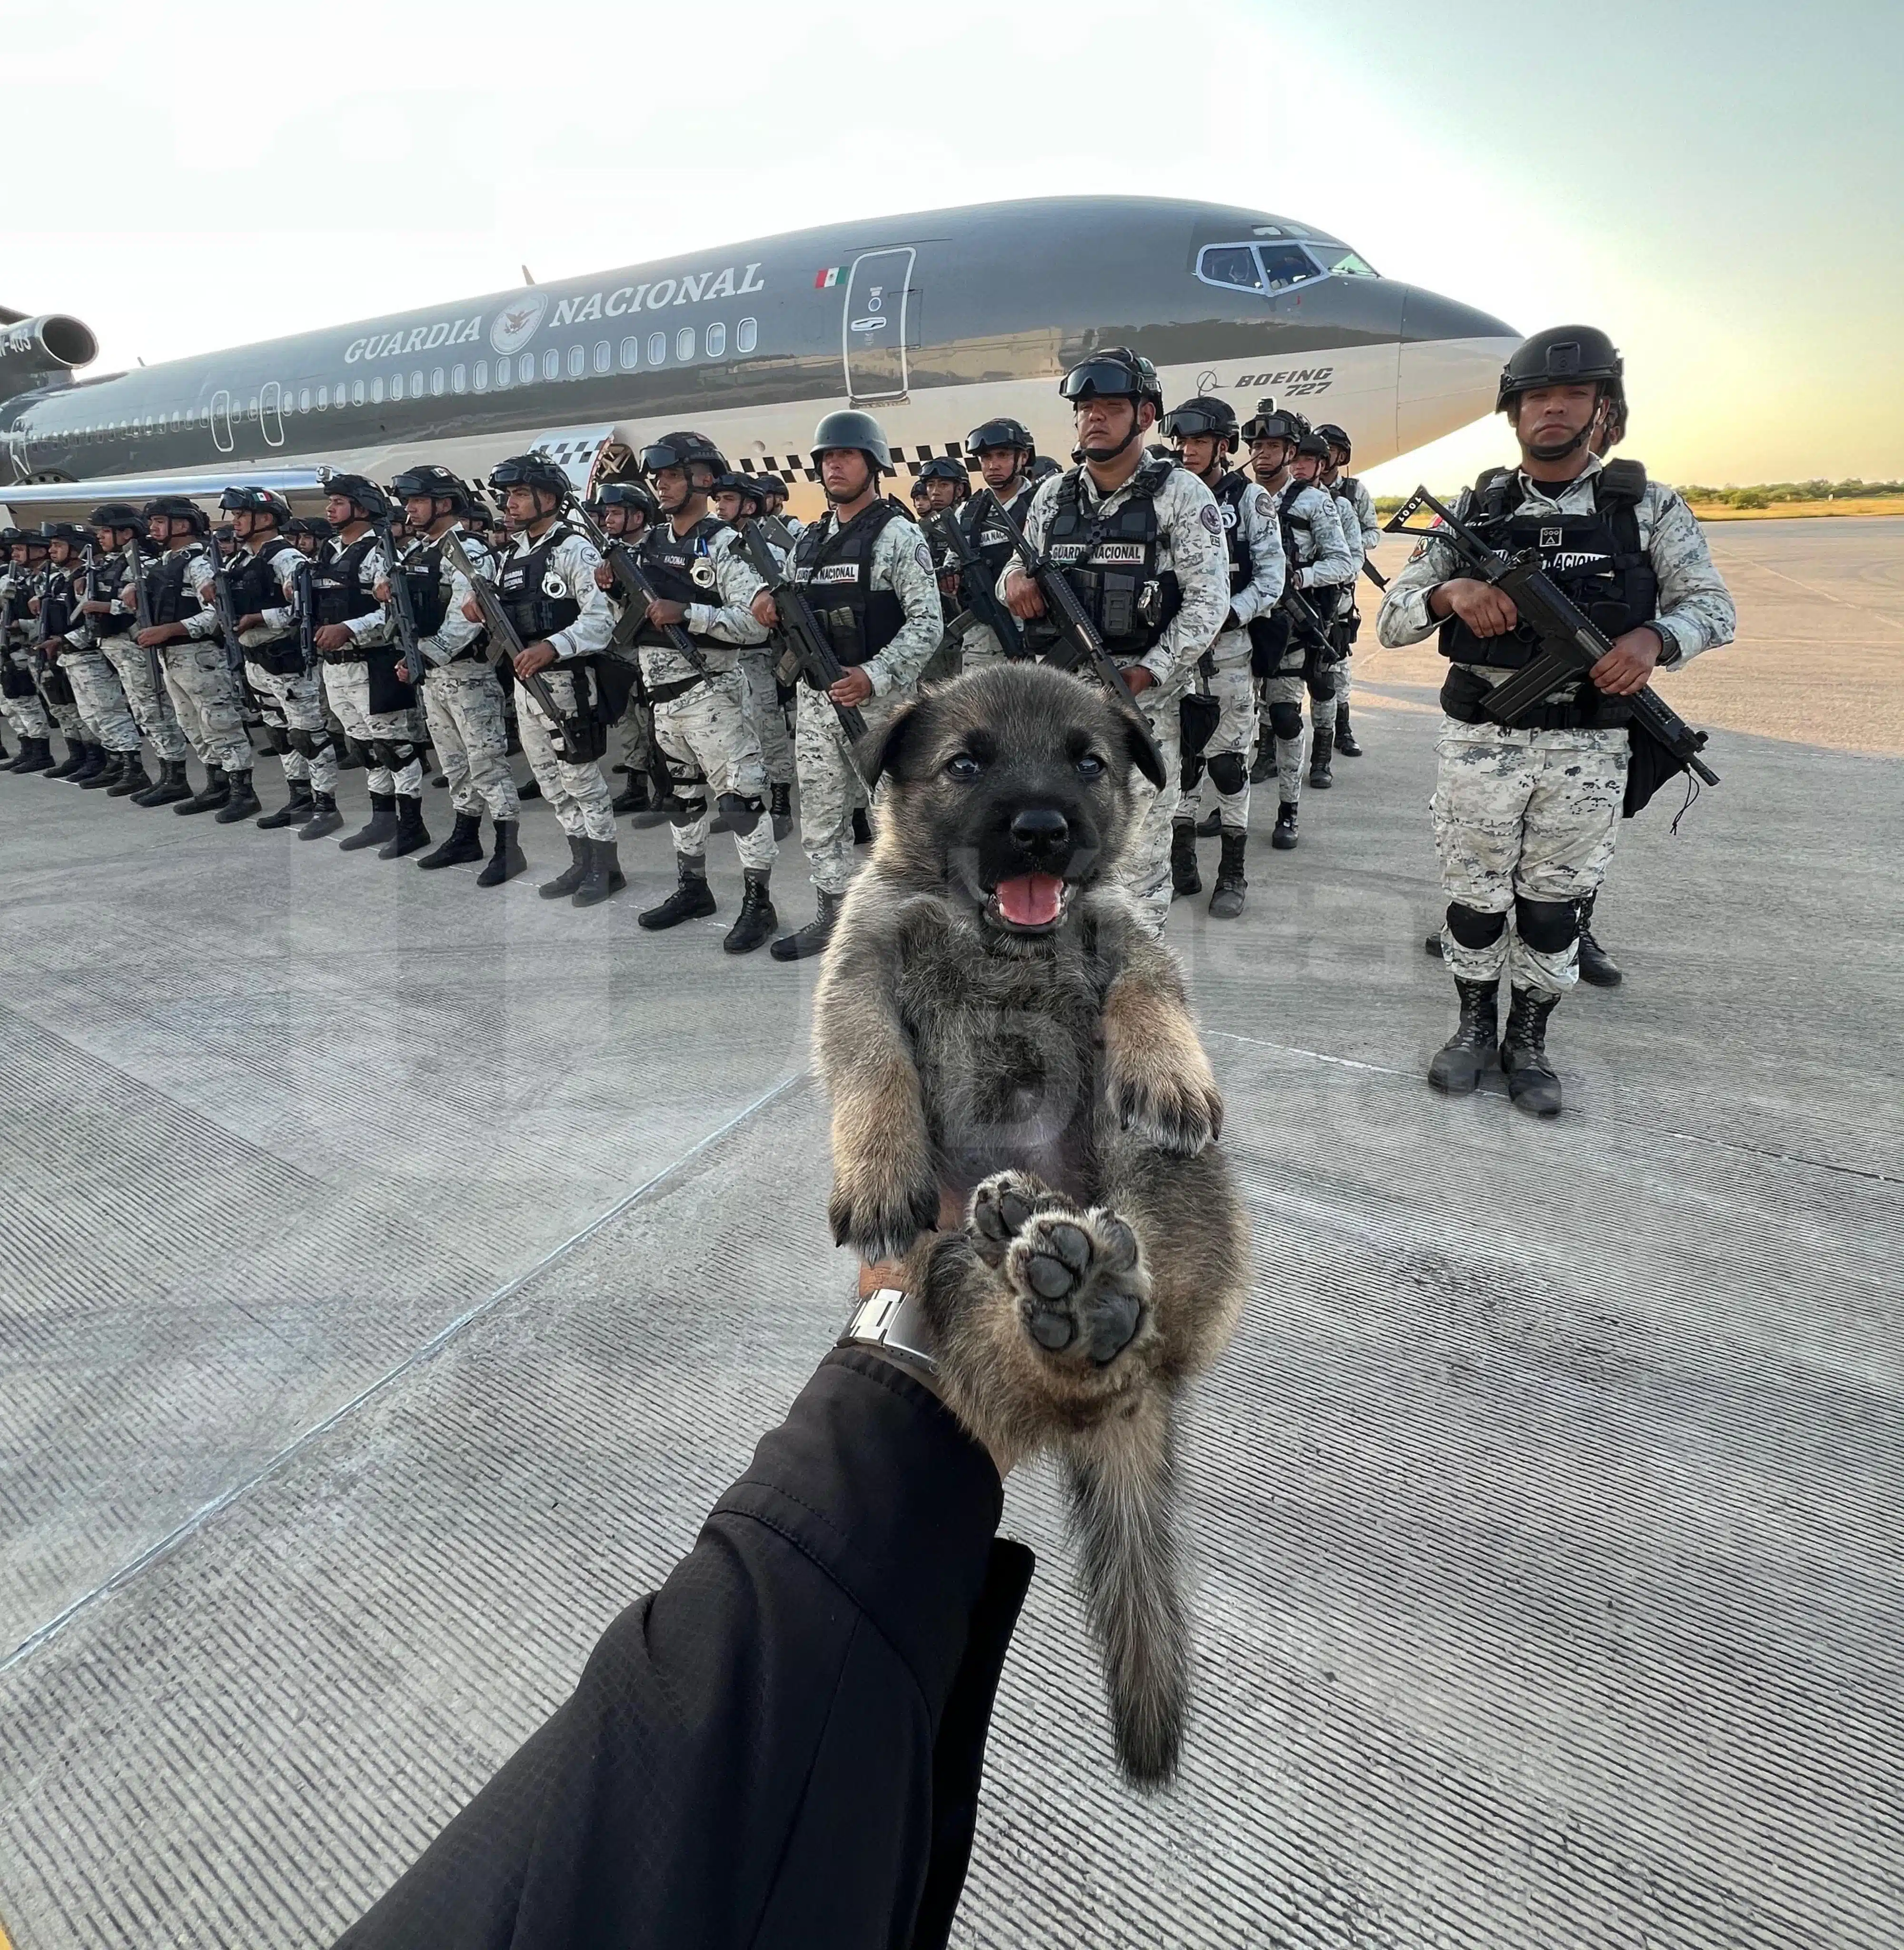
[0,465,329,520]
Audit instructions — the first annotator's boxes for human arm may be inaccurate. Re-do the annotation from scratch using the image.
[1144,471,1230,686]
[857,518,946,698]
[1225,483,1287,629]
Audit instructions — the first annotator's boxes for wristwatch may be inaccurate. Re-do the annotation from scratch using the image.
[837,1286,939,1379]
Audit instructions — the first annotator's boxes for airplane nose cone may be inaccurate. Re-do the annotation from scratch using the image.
[1395,286,1521,458]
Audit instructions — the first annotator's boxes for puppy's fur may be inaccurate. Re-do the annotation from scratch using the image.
[815,663,1250,1788]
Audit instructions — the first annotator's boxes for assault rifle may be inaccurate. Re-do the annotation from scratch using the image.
[441,527,595,764]
[203,531,248,681]
[1360,558,1389,592]
[567,501,713,681]
[985,493,1168,784]
[124,535,161,695]
[373,517,424,688]
[1384,487,1717,787]
[738,518,866,746]
[32,561,77,710]
[929,493,1025,659]
[293,558,317,675]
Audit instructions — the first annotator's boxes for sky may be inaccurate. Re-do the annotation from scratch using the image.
[9,0,1901,492]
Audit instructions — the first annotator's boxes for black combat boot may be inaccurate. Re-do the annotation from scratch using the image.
[339,791,397,850]
[297,790,344,839]
[724,869,777,953]
[539,834,589,899]
[256,779,314,829]
[1248,746,1275,785]
[517,771,542,801]
[769,780,793,841]
[1195,807,1222,837]
[45,738,89,780]
[1575,893,1622,988]
[138,759,193,806]
[1208,830,1248,920]
[68,743,109,785]
[1334,706,1362,756]
[1308,739,1333,790]
[610,773,651,816]
[12,736,54,775]
[1170,820,1201,898]
[476,818,526,886]
[80,750,126,790]
[378,795,431,859]
[1500,986,1563,1118]
[1272,802,1299,850]
[770,885,843,961]
[215,769,260,822]
[1427,978,1500,1096]
[108,753,152,797]
[852,806,873,846]
[417,810,482,869]
[639,855,717,928]
[572,837,627,908]
[176,770,232,815]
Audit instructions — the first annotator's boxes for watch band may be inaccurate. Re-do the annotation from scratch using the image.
[837,1286,939,1376]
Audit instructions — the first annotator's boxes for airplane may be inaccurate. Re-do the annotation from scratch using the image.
[0,195,1516,521]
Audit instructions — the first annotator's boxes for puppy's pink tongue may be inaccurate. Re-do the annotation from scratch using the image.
[996,872,1062,926]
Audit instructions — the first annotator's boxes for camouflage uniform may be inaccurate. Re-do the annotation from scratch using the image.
[321,536,426,802]
[1329,472,1379,716]
[92,553,187,761]
[408,526,517,824]
[50,573,141,755]
[1006,461,1231,929]
[1378,457,1736,993]
[0,570,53,740]
[1255,477,1355,804]
[1190,475,1285,834]
[155,543,250,776]
[788,504,942,898]
[225,540,337,796]
[949,482,1039,676]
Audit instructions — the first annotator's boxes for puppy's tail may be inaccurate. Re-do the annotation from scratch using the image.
[1065,1396,1190,1791]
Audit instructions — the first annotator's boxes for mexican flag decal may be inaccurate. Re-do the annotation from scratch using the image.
[813,266,844,289]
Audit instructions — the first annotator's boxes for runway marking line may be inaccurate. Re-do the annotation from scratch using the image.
[1729,557,1904,632]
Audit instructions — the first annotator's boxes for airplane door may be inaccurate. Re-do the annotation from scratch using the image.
[210,388,234,455]
[841,248,913,402]
[260,380,284,448]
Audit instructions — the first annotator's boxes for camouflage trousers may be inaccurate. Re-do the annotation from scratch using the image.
[1122,678,1183,934]
[1333,652,1354,708]
[245,660,337,793]
[656,669,776,871]
[738,649,794,787]
[1256,672,1314,808]
[517,665,615,841]
[1432,718,1628,995]
[605,647,652,778]
[793,683,897,896]
[1190,648,1257,835]
[1,650,51,738]
[160,641,251,775]
[100,637,188,761]
[423,661,517,823]
[322,657,424,799]
[63,649,141,752]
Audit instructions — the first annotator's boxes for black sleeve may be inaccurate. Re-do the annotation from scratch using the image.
[334,1348,1033,1950]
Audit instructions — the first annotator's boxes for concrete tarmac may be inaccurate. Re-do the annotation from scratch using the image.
[1,516,1900,1948]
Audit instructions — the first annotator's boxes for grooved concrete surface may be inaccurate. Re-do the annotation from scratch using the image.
[3,567,1902,1946]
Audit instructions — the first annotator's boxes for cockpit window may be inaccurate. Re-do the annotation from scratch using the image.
[1255,243,1321,291]
[1312,244,1379,278]
[1196,244,1262,291]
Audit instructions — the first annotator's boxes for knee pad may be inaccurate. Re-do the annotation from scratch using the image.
[367,739,394,768]
[1447,902,1507,948]
[1269,701,1305,742]
[1307,677,1335,704]
[674,794,708,824]
[1515,896,1579,955]
[262,724,289,754]
[1207,750,1249,796]
[716,791,763,837]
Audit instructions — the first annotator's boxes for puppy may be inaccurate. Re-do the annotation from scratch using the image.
[815,661,1250,1788]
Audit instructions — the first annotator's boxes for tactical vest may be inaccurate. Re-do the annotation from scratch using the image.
[1438,460,1657,671]
[1277,480,1323,566]
[92,555,135,638]
[144,549,202,628]
[396,537,454,643]
[307,533,381,632]
[229,537,299,630]
[1035,459,1181,660]
[1211,471,1256,596]
[497,523,581,644]
[790,500,908,667]
[633,514,729,649]
[37,568,74,647]
[958,484,1036,591]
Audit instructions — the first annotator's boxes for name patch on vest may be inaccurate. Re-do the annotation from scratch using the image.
[1090,542,1147,565]
[808,563,859,586]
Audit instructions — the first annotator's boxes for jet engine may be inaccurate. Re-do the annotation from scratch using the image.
[0,312,99,386]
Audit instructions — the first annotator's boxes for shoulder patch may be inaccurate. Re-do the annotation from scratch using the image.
[1199,503,1223,535]
[914,540,933,573]
[1252,488,1272,518]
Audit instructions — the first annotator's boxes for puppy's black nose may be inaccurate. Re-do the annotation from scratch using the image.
[1010,806,1069,856]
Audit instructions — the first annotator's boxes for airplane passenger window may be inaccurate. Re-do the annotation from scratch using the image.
[431,368,445,395]
[649,332,667,365]
[566,345,585,378]
[706,322,725,358]
[593,341,610,374]
[540,350,557,382]
[520,354,535,384]
[620,337,640,370]
[371,377,386,404]
[353,380,366,406]
[736,317,757,353]
[473,361,488,391]
[391,374,405,400]
[676,327,694,363]
[299,389,311,412]
[1197,244,1263,291]
[1255,243,1322,291]
[410,369,424,396]
[452,366,466,394]
[317,387,328,410]
[1312,245,1378,278]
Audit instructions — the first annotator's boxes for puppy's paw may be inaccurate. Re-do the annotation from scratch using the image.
[967,1169,1063,1268]
[1004,1206,1153,1370]
[1111,1068,1224,1157]
[829,1160,941,1266]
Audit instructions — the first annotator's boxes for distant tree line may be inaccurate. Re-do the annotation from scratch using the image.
[1375,477,1904,516]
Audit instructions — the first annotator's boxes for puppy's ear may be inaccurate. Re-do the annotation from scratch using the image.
[1121,708,1169,793]
[863,697,929,787]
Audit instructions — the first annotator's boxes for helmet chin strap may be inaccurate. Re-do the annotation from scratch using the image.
[1521,390,1605,463]
[1080,416,1143,466]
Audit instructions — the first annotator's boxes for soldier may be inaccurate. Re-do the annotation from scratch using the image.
[465,452,621,905]
[914,454,972,683]
[286,516,335,559]
[749,409,942,961]
[946,418,1038,674]
[1285,430,1358,788]
[1000,348,1230,932]
[1243,409,1353,845]
[384,465,525,885]
[755,473,801,542]
[1160,396,1284,918]
[1378,326,1735,1116]
[708,471,795,840]
[586,479,665,820]
[1317,422,1378,758]
[129,497,257,816]
[38,522,144,792]
[80,505,190,801]
[307,473,431,857]
[620,432,777,951]
[17,527,93,778]
[0,529,57,771]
